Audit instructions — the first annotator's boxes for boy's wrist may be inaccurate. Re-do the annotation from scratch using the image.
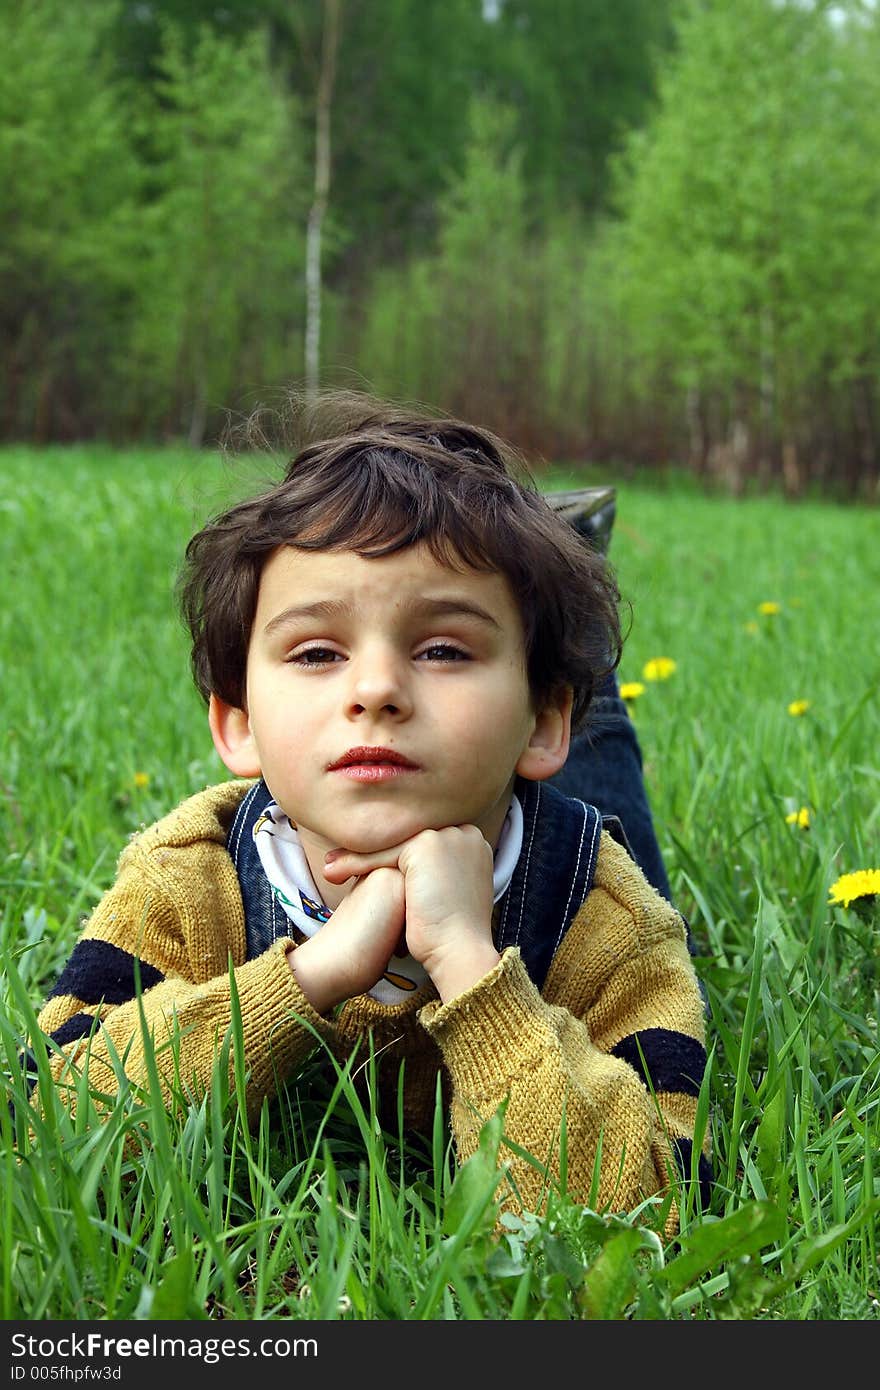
[427,941,501,1004]
[286,940,340,1014]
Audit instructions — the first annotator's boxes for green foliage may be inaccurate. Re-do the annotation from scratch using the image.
[0,0,687,457]
[130,23,308,442]
[315,0,493,266]
[488,0,675,219]
[348,98,650,464]
[353,100,535,428]
[604,0,880,488]
[110,0,271,81]
[0,0,141,436]
[6,0,880,493]
[338,0,880,492]
[0,4,307,443]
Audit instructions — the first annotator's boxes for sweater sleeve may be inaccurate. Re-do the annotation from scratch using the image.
[418,861,709,1230]
[33,831,334,1122]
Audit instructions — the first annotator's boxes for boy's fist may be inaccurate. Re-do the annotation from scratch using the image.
[287,866,405,1012]
[324,826,500,1002]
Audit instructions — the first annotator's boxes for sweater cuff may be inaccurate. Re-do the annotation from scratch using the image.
[418,947,548,1090]
[237,939,336,1066]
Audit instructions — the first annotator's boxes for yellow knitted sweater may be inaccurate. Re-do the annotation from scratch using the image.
[36,780,709,1225]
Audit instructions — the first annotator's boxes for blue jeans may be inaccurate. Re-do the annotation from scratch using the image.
[548,672,672,902]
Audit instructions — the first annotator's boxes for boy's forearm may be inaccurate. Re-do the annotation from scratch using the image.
[38,943,332,1122]
[420,942,708,1227]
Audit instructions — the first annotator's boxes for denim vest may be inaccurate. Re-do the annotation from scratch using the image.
[226,778,618,991]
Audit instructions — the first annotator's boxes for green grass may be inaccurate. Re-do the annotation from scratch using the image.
[1,445,879,1320]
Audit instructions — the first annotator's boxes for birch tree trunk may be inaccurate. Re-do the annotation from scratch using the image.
[304,0,341,401]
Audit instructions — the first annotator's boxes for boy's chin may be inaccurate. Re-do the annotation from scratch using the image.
[320,813,439,856]
[335,826,426,856]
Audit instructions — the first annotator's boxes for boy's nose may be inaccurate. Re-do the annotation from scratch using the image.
[345,647,413,719]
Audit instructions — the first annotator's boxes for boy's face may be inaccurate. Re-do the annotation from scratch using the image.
[210,543,571,874]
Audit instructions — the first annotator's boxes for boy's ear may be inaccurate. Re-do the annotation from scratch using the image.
[208,693,262,778]
[515,686,573,783]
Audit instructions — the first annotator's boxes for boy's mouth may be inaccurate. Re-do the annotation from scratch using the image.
[326,746,420,782]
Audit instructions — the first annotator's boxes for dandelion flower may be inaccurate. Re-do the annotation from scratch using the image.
[785,808,811,829]
[828,869,880,908]
[620,681,645,702]
[133,771,150,789]
[643,657,677,682]
[787,700,810,717]
[758,601,781,616]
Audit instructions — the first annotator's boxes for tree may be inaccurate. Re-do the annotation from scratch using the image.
[353,99,547,441]
[0,0,140,437]
[487,0,675,220]
[607,0,880,492]
[132,23,309,441]
[304,0,342,400]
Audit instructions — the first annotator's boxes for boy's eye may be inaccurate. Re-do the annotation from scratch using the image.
[417,643,469,662]
[288,646,342,666]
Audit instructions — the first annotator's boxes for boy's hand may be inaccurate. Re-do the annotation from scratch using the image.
[324,827,500,1003]
[287,867,405,1013]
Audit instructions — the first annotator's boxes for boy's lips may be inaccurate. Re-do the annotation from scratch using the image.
[326,746,421,781]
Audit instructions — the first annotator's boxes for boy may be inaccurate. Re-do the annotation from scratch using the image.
[35,398,710,1226]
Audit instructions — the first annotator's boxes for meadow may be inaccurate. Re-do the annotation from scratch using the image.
[1,445,878,1320]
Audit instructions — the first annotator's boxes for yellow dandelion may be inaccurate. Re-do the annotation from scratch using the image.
[758,601,781,615]
[828,869,880,908]
[744,621,759,635]
[787,700,810,717]
[643,657,677,682]
[785,807,811,830]
[133,771,151,789]
[620,681,645,702]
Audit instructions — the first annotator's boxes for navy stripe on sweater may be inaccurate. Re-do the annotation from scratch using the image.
[610,1028,706,1098]
[16,1015,102,1101]
[672,1138,714,1212]
[47,939,164,1006]
[49,1012,102,1047]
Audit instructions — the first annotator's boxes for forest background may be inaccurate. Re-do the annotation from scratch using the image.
[4,0,880,499]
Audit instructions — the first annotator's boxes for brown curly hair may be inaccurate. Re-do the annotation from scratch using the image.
[178,392,622,731]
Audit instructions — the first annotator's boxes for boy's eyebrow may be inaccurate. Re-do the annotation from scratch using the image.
[261,595,502,636]
[262,600,350,636]
[409,596,502,629]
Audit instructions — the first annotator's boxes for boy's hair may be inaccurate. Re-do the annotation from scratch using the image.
[178,393,622,731]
